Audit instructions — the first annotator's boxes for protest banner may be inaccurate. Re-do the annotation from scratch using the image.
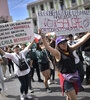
[0,19,34,47]
[37,10,90,35]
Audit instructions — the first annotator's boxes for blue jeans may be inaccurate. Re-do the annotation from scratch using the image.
[63,80,74,92]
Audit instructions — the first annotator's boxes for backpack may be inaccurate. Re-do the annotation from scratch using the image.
[15,54,28,71]
[18,58,28,71]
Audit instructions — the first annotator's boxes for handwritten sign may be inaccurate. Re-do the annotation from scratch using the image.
[0,20,34,47]
[37,10,90,35]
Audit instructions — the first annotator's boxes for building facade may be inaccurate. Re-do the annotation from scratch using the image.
[0,0,11,23]
[27,0,90,33]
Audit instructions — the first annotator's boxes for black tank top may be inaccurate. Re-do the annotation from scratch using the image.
[57,53,77,74]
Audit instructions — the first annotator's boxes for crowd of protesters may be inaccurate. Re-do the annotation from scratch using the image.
[0,31,90,100]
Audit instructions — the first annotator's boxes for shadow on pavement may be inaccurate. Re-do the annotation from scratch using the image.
[4,95,65,100]
[0,94,19,100]
[6,95,20,100]
[32,95,65,100]
[79,96,90,100]
[50,86,61,92]
[4,79,14,83]
[32,86,61,93]
[84,87,90,93]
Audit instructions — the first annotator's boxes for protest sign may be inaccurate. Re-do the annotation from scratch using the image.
[0,19,34,47]
[37,10,90,35]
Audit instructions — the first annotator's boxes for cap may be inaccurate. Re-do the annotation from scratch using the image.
[13,45,19,49]
[56,36,67,45]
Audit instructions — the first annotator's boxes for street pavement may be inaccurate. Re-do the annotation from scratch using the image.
[0,70,90,100]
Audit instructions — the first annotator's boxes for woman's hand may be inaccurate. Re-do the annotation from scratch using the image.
[38,29,45,39]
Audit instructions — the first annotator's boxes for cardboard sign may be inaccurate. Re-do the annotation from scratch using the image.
[37,10,90,35]
[0,20,34,47]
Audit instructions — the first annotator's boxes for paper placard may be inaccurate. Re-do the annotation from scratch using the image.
[37,10,90,35]
[0,20,34,47]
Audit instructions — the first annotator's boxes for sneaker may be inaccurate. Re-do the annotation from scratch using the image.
[9,74,12,77]
[20,94,24,100]
[25,94,32,99]
[3,77,7,81]
[46,88,52,93]
[29,89,34,93]
[48,80,53,85]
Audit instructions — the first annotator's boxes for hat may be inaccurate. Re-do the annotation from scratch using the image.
[56,36,67,45]
[13,45,19,49]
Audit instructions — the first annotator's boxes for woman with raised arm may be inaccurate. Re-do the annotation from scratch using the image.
[38,29,90,100]
[0,41,34,100]
[36,41,52,93]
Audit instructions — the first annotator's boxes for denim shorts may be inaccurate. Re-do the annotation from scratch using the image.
[63,80,74,92]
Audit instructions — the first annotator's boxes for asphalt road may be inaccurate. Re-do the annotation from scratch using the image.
[0,70,90,100]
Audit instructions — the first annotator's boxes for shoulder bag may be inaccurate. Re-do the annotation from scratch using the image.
[15,54,28,71]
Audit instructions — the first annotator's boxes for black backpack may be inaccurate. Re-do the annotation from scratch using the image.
[15,55,28,71]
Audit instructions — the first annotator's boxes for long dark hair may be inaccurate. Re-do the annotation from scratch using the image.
[36,41,43,51]
[57,44,75,58]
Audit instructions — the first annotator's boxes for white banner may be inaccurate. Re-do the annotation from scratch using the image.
[0,20,34,47]
[37,10,90,35]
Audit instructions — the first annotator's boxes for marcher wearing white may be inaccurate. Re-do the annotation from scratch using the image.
[0,41,34,100]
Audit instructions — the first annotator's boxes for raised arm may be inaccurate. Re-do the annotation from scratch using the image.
[22,39,34,55]
[70,32,90,51]
[0,48,14,59]
[38,29,61,61]
[27,39,34,50]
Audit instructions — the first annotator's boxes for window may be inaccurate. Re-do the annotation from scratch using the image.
[32,7,35,13]
[72,0,76,3]
[50,2,54,9]
[60,0,64,10]
[40,4,44,10]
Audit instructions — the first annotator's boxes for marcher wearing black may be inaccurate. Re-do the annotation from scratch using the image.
[30,49,43,82]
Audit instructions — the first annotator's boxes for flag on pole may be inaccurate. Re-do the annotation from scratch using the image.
[34,33,41,42]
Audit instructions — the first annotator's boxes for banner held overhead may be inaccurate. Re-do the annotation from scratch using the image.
[37,10,90,35]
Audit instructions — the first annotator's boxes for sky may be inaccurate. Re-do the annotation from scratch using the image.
[8,0,36,22]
